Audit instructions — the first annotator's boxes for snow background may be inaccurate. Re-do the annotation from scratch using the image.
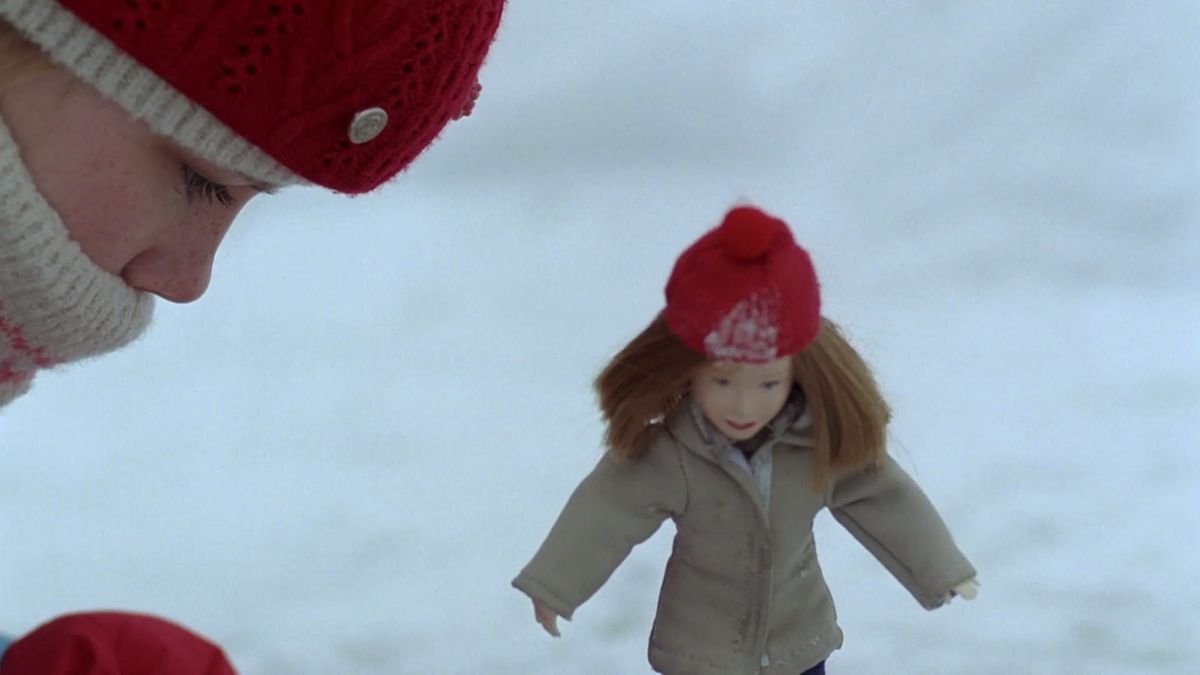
[3,2,1199,673]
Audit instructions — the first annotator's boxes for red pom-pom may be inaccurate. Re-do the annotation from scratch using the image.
[717,206,785,262]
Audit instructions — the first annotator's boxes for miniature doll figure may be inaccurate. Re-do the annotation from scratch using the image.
[512,204,979,675]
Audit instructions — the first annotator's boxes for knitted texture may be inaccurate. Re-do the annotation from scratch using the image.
[0,117,153,408]
[0,368,32,407]
[664,205,821,362]
[0,0,505,194]
[0,612,235,675]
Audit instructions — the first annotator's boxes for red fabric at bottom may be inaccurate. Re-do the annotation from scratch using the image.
[0,612,235,675]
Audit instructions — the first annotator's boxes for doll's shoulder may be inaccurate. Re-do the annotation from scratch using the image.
[589,427,689,510]
[651,420,695,462]
[603,423,688,476]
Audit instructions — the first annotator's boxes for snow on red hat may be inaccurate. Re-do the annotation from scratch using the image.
[0,0,505,194]
[0,611,235,675]
[664,205,821,362]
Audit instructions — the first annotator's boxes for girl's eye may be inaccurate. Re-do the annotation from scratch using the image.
[182,164,235,207]
[762,380,782,390]
[711,377,731,387]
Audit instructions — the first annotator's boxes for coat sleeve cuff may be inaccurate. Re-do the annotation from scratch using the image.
[512,574,577,621]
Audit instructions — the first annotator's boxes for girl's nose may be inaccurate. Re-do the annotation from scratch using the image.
[120,207,240,302]
[731,390,753,417]
[121,246,215,303]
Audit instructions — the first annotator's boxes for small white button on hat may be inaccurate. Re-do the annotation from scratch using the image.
[348,107,388,144]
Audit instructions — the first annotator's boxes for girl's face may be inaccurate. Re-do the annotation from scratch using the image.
[0,62,269,303]
[690,357,793,441]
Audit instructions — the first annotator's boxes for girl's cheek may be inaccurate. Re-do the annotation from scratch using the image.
[67,190,160,276]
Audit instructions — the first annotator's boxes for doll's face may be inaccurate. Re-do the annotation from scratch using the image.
[690,357,793,441]
[0,61,269,303]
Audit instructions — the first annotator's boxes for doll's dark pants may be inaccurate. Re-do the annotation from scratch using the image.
[800,661,826,675]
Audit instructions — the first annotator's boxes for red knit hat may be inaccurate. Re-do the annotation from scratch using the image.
[0,612,235,675]
[0,0,505,194]
[664,205,821,362]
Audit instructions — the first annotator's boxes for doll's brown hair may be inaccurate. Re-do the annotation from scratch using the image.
[595,313,891,491]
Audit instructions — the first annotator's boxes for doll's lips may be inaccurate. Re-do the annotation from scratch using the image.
[725,419,756,431]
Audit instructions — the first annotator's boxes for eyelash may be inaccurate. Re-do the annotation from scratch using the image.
[182,165,235,207]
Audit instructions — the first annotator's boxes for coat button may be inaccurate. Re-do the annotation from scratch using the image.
[348,107,388,144]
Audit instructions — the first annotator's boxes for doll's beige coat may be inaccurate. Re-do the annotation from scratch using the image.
[512,397,976,675]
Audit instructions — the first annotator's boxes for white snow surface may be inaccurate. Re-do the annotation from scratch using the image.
[3,3,1199,674]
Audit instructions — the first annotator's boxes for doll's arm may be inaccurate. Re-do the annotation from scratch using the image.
[513,444,686,626]
[827,455,977,610]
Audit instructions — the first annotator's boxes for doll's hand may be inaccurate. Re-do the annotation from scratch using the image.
[532,598,561,637]
[951,578,980,600]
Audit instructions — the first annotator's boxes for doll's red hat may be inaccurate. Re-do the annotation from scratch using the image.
[0,612,235,675]
[0,0,505,194]
[664,205,821,362]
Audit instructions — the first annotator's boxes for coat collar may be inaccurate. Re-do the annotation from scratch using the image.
[665,387,815,521]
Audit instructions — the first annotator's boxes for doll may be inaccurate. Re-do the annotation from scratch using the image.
[512,205,979,675]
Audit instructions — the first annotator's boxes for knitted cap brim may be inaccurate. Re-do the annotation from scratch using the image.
[0,0,304,189]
